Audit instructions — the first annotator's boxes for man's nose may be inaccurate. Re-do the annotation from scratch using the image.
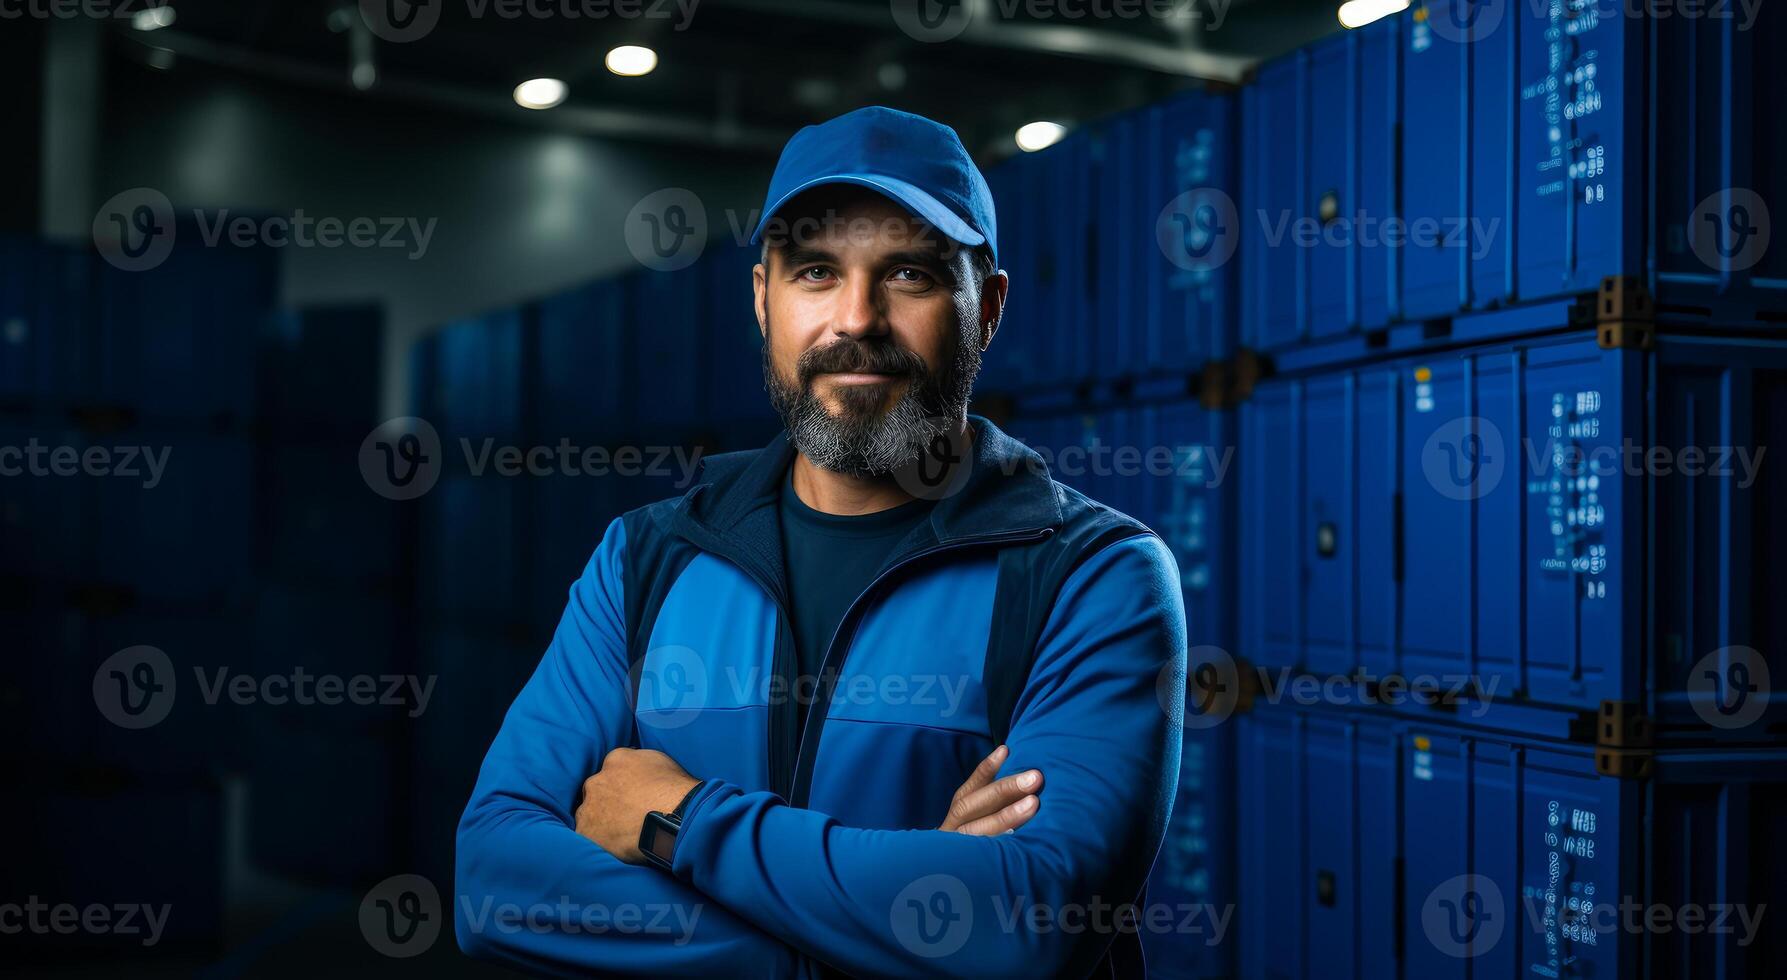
[830,275,890,340]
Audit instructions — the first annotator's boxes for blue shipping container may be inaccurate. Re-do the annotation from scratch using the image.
[0,235,90,411]
[1241,15,1402,351]
[535,277,631,442]
[258,441,408,592]
[258,304,385,439]
[425,307,530,448]
[1242,1,1787,355]
[1239,330,1787,740]
[1092,90,1239,383]
[981,133,1095,394]
[1237,703,1787,979]
[87,234,279,427]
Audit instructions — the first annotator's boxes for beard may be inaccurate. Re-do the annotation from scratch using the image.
[763,314,981,478]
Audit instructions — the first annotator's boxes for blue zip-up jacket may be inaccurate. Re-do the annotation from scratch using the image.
[456,416,1187,977]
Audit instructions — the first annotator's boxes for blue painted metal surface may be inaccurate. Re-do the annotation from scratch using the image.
[1237,702,1787,980]
[1239,329,1786,739]
[535,277,631,442]
[982,133,1095,395]
[258,305,384,439]
[1241,16,1403,353]
[1093,91,1239,384]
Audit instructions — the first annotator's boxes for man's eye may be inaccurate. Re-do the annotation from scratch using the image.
[891,267,932,284]
[798,267,834,282]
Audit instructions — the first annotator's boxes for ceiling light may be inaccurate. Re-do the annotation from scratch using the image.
[605,45,657,77]
[514,78,569,110]
[1337,0,1409,29]
[1015,121,1068,153]
[132,6,176,31]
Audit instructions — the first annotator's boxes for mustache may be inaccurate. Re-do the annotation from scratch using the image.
[797,338,927,385]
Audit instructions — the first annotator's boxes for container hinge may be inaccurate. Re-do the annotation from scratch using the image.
[1592,700,1655,779]
[1189,653,1260,719]
[1593,276,1655,351]
[1197,348,1269,410]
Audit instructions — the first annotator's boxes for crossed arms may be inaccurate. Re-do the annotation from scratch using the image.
[454,517,1187,977]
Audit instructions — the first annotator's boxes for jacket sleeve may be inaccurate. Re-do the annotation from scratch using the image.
[664,533,1188,978]
[454,516,803,978]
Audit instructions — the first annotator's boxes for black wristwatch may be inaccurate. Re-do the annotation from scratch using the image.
[639,781,705,872]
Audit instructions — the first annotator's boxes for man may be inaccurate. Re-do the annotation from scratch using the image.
[456,106,1187,977]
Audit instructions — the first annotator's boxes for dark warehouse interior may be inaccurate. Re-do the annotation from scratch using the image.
[2,1,1785,977]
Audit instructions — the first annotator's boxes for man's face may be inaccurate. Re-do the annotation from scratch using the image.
[754,188,1002,477]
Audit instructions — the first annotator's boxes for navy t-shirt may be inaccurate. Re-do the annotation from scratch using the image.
[777,469,935,743]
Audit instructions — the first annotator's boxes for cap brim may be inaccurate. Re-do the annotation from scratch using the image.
[749,174,986,251]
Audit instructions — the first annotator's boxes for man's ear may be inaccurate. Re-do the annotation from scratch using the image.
[753,259,768,338]
[979,270,1009,351]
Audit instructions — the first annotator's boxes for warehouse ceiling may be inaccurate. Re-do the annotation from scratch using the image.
[114,0,1346,161]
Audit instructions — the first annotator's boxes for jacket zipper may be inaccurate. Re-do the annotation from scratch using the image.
[787,526,1055,808]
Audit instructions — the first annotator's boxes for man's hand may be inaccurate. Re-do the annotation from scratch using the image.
[939,744,1044,835]
[576,748,701,865]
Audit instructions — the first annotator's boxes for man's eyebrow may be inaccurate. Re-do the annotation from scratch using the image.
[882,249,950,270]
[777,246,839,268]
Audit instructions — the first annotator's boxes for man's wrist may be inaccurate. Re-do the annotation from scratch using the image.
[639,778,706,872]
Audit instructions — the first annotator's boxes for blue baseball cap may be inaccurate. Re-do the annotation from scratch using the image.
[750,106,998,265]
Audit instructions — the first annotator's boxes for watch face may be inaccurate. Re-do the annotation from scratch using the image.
[642,812,679,868]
